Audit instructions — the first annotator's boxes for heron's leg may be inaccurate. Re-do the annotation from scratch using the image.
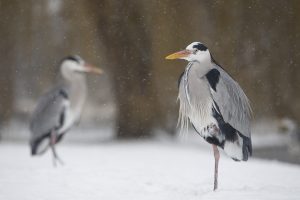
[50,131,64,166]
[212,144,220,191]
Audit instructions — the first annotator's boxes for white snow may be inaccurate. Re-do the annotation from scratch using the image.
[0,141,299,200]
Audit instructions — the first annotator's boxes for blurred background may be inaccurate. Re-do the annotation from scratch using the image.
[0,0,299,163]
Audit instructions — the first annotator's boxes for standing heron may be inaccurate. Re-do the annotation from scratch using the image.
[166,42,252,190]
[29,55,103,165]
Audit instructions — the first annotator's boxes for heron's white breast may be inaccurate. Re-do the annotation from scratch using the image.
[57,99,74,134]
[188,102,217,138]
[178,63,217,138]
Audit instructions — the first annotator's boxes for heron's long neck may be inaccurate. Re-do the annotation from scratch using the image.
[190,59,213,78]
[66,74,87,121]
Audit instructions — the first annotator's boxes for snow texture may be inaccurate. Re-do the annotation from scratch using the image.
[0,141,299,200]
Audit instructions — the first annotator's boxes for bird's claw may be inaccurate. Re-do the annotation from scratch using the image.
[52,155,64,167]
[207,123,219,136]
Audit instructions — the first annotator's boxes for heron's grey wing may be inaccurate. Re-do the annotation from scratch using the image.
[206,66,252,138]
[30,86,69,141]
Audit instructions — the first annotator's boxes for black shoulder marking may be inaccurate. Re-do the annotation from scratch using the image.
[59,89,68,99]
[193,43,207,51]
[178,72,184,88]
[206,69,220,92]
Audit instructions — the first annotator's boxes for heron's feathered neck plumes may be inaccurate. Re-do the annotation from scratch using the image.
[177,61,215,135]
[61,64,87,121]
[177,62,193,134]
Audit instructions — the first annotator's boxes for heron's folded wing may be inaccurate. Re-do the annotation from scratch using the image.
[207,66,252,138]
[30,87,68,140]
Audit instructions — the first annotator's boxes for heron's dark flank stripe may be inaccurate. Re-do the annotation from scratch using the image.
[212,106,238,142]
[206,69,220,92]
[212,101,251,161]
[59,110,65,128]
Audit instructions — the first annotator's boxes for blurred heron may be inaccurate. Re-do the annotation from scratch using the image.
[29,55,103,166]
[166,42,252,190]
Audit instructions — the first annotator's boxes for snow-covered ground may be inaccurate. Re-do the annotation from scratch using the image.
[0,141,299,200]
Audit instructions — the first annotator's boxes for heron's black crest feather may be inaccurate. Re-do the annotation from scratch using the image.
[62,55,81,63]
[193,43,207,51]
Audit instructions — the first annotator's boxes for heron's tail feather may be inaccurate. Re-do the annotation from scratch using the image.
[241,134,252,161]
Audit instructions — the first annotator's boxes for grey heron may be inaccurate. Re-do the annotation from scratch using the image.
[166,42,252,191]
[29,55,103,165]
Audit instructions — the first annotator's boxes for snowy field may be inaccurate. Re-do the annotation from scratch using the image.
[0,140,300,200]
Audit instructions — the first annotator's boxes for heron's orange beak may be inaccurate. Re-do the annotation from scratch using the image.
[84,63,103,75]
[165,50,191,60]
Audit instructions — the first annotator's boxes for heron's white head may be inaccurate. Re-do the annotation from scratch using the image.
[60,55,103,78]
[165,42,210,62]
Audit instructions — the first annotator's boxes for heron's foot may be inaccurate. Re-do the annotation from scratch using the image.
[52,146,64,166]
[52,153,64,167]
[207,123,219,136]
[213,179,218,191]
[50,131,64,167]
[50,144,64,167]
